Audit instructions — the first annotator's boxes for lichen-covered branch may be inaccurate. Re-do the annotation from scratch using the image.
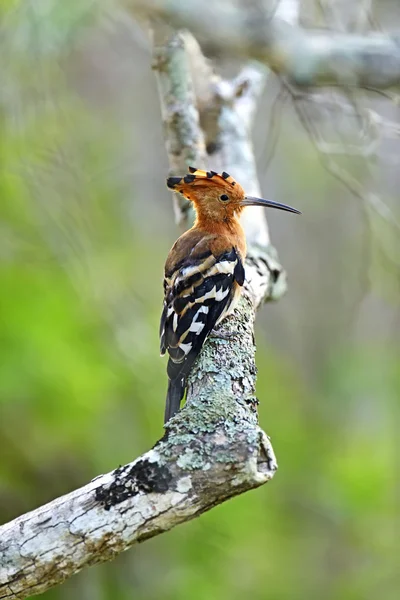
[0,282,277,600]
[129,0,400,89]
[0,365,276,599]
[152,25,207,228]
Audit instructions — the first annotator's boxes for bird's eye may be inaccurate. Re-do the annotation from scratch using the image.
[220,194,229,202]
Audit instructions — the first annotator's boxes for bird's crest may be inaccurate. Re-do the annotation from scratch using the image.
[167,167,238,192]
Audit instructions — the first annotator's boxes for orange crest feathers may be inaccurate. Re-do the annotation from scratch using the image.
[166,167,239,195]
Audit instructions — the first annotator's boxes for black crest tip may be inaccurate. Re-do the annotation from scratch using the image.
[188,166,197,173]
[167,176,182,189]
[183,174,196,183]
[221,171,230,180]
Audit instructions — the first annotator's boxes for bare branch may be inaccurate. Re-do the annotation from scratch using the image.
[128,0,400,89]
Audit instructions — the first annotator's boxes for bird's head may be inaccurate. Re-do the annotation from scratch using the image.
[166,167,301,223]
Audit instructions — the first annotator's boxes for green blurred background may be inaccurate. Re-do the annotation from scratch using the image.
[0,1,399,599]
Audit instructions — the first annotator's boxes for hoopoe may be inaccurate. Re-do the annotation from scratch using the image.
[160,167,300,423]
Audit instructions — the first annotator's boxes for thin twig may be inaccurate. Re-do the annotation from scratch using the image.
[259,84,288,171]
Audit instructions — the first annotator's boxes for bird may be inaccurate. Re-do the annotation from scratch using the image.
[160,167,300,424]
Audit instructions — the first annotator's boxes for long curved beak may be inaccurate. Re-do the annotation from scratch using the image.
[241,196,301,215]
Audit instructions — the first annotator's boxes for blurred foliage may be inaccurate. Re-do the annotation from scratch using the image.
[0,3,399,600]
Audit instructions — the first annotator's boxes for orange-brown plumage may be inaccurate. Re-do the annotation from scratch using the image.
[161,167,300,424]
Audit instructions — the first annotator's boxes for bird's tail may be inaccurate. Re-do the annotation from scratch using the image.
[164,378,185,424]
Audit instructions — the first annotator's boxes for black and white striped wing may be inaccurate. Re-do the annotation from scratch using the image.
[160,247,244,382]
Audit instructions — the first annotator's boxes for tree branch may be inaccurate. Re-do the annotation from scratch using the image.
[129,0,400,89]
[0,287,277,600]
[0,325,276,598]
[151,25,207,228]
